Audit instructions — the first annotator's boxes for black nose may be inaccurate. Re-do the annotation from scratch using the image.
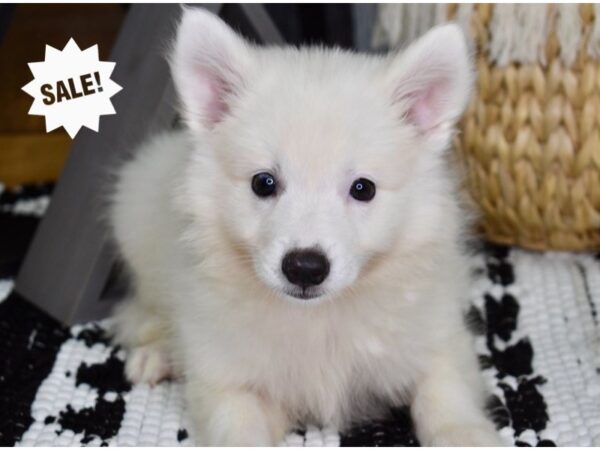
[282,249,330,288]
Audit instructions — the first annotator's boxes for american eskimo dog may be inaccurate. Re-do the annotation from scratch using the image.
[109,7,503,446]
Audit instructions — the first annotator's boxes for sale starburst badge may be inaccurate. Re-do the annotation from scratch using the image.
[22,38,122,138]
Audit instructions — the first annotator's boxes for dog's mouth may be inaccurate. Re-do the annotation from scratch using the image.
[284,287,324,301]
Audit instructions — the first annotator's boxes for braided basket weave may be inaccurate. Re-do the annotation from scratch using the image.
[452,4,600,251]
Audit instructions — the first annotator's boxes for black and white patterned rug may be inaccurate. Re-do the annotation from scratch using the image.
[1,183,600,446]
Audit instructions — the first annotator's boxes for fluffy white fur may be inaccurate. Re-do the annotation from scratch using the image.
[109,7,503,446]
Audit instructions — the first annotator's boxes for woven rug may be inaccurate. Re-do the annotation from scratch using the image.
[1,183,600,446]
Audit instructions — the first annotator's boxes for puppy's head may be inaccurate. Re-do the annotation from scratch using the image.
[171,8,473,303]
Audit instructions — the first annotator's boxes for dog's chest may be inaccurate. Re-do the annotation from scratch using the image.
[236,302,427,419]
[181,292,433,425]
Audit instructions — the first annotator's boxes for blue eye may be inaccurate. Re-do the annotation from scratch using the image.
[252,172,277,197]
[350,178,376,202]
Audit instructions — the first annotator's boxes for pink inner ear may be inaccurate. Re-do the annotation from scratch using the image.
[195,66,230,126]
[407,90,435,131]
[404,78,449,132]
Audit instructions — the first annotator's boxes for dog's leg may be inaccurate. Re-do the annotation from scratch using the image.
[188,384,289,446]
[125,340,172,385]
[111,298,173,385]
[411,336,504,446]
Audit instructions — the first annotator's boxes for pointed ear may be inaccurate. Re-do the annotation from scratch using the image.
[385,24,473,143]
[170,7,252,131]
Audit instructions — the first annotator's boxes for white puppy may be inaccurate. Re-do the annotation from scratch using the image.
[110,7,503,446]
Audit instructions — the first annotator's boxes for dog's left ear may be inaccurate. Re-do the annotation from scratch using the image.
[385,24,473,145]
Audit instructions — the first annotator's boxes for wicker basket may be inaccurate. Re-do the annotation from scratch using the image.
[452,4,600,251]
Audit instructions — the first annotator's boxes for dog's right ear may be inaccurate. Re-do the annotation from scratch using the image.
[170,7,252,131]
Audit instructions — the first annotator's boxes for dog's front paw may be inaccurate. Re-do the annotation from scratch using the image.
[201,401,281,446]
[203,421,273,447]
[427,423,505,447]
[125,343,172,385]
[191,389,287,446]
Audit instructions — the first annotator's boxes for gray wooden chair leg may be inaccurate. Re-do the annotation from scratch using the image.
[15,4,284,325]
